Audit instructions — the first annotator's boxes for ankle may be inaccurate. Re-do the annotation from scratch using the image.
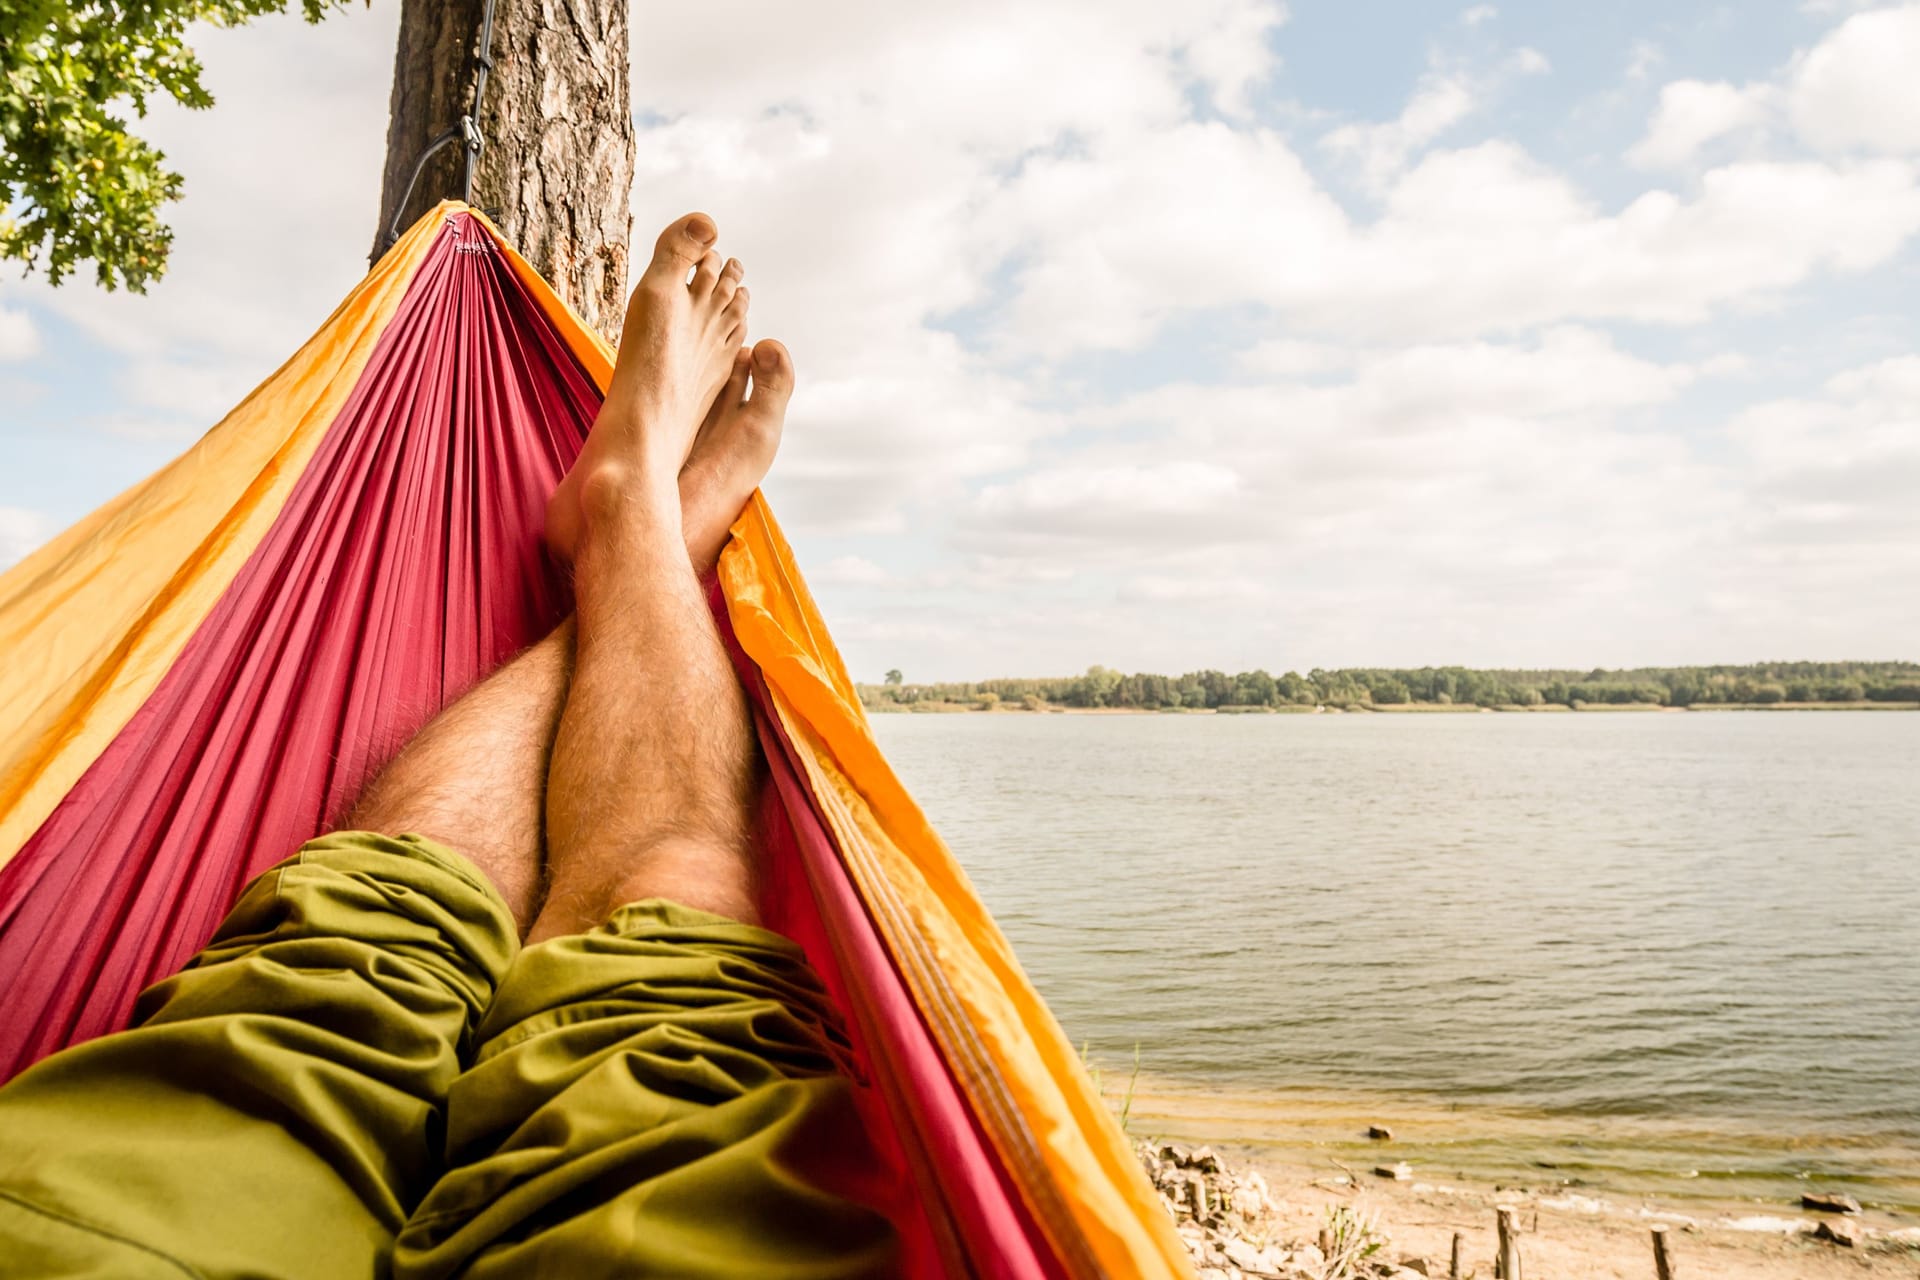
[577,457,680,541]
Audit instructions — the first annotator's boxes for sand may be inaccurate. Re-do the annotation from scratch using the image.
[1240,1149,1920,1278]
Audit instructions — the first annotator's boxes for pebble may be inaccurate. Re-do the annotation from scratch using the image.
[1811,1219,1861,1248]
[1222,1238,1264,1270]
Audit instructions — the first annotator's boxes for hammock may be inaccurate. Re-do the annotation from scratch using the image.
[0,203,1191,1279]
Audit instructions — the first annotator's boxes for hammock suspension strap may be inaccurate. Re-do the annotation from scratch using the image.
[383,0,501,250]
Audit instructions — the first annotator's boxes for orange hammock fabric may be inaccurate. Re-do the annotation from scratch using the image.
[0,202,1191,1279]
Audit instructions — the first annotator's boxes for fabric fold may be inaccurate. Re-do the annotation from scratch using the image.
[0,832,518,1279]
[394,900,897,1280]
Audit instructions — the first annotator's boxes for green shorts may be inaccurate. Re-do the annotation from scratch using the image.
[0,832,895,1278]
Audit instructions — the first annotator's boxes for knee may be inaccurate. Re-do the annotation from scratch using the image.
[530,833,760,944]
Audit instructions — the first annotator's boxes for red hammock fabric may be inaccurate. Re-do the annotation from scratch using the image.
[0,216,1062,1275]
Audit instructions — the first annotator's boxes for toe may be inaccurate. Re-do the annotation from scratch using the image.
[690,250,722,297]
[723,345,752,405]
[746,339,794,411]
[644,212,719,284]
[713,257,744,305]
[722,285,749,342]
[687,348,752,461]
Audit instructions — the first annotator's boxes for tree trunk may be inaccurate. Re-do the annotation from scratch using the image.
[372,0,635,344]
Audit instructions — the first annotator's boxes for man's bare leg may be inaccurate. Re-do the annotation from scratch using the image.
[386,217,887,1277]
[530,211,772,942]
[344,621,575,931]
[345,307,791,938]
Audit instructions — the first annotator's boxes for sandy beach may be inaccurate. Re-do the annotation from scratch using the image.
[1116,1080,1920,1277]
[1238,1150,1920,1279]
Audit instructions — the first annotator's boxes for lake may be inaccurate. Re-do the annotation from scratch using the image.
[870,710,1920,1211]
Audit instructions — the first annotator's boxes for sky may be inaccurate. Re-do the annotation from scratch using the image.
[2,1,1918,683]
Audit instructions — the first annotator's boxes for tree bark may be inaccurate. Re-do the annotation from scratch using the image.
[372,0,635,343]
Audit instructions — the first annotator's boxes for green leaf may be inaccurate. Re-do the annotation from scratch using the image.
[0,0,357,290]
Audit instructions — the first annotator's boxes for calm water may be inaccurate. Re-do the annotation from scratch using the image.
[872,711,1920,1209]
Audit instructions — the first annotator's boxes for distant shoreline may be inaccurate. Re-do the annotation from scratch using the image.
[864,699,1920,714]
[857,662,1920,715]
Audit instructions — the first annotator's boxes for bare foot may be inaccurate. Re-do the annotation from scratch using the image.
[681,338,795,574]
[546,212,748,557]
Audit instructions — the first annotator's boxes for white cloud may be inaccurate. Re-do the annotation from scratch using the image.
[764,334,1062,535]
[1335,325,1714,418]
[1732,356,1920,482]
[0,507,51,568]
[1627,80,1774,170]
[1323,74,1478,191]
[1121,574,1266,603]
[0,308,40,362]
[624,2,1296,533]
[997,133,1920,348]
[120,357,261,421]
[965,341,1920,670]
[1119,328,1707,448]
[88,417,206,444]
[626,0,1920,578]
[930,328,1759,669]
[1318,43,1547,192]
[1508,47,1551,76]
[1714,355,1920,643]
[1173,0,1289,117]
[969,461,1243,549]
[813,555,893,586]
[621,0,1920,674]
[1788,4,1920,154]
[1799,0,1891,14]
[1628,7,1920,170]
[963,328,1715,571]
[957,459,1262,570]
[630,1,1274,155]
[1626,40,1663,82]
[1237,338,1355,377]
[7,0,1918,678]
[992,121,1348,353]
[1358,147,1920,330]
[1461,5,1498,26]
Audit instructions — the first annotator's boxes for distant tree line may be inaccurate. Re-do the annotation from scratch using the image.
[857,662,1920,711]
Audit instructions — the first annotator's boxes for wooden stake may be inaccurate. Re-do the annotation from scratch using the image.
[1450,1231,1463,1279]
[1496,1205,1522,1280]
[1652,1223,1676,1280]
[1187,1173,1209,1221]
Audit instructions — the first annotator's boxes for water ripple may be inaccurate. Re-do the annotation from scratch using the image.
[876,711,1920,1200]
